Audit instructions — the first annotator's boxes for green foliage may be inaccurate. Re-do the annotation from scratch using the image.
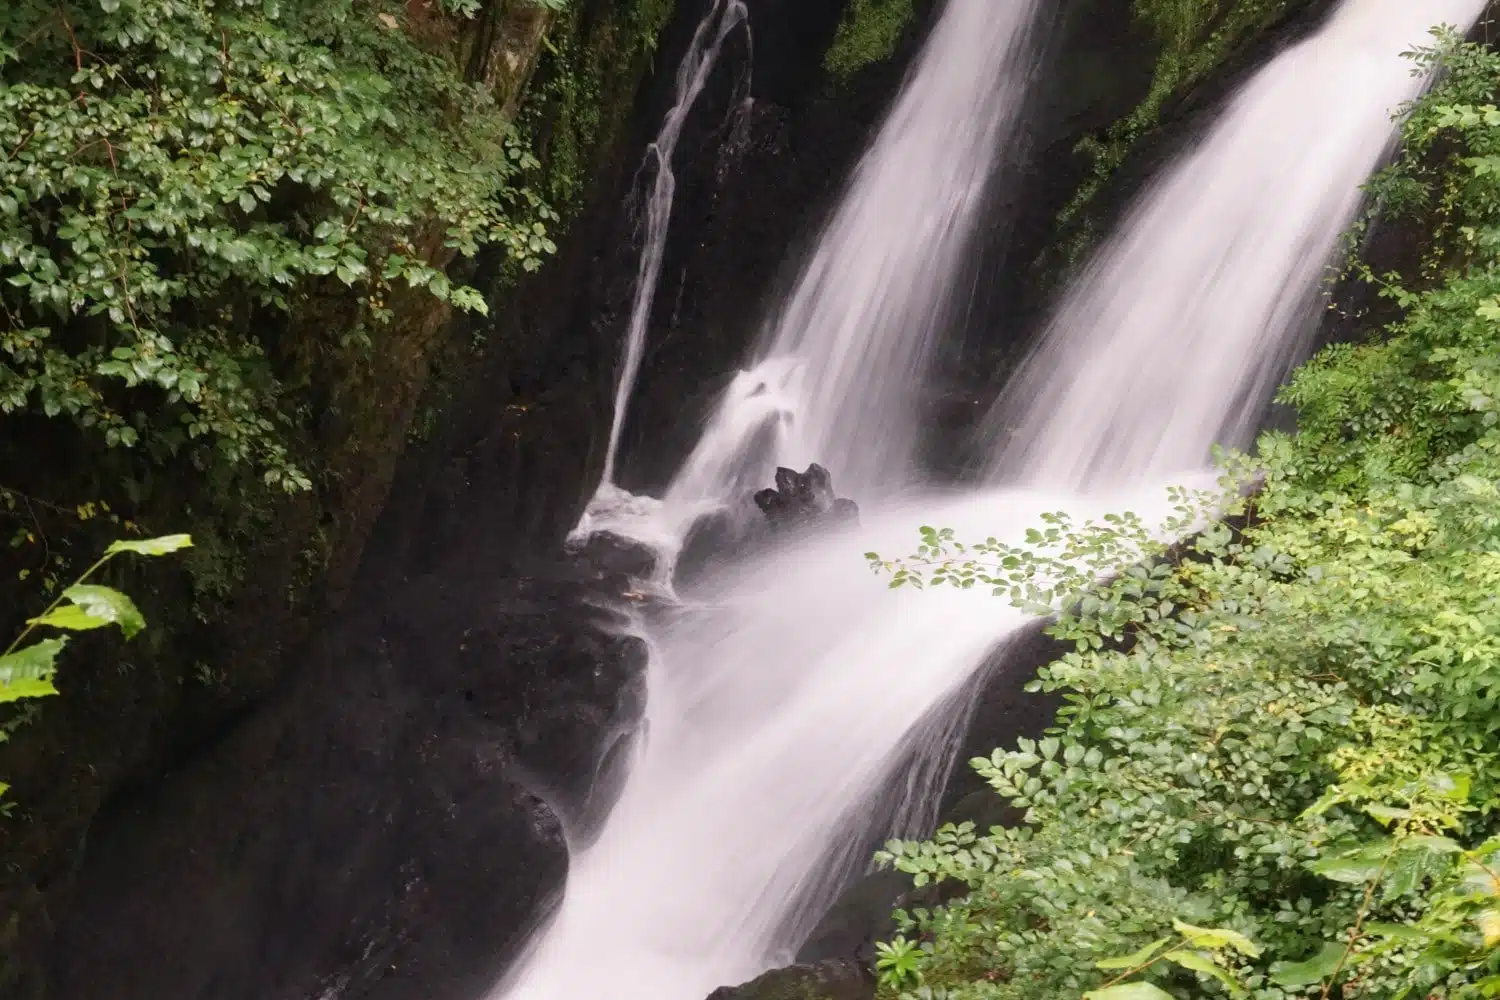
[823,0,915,85]
[0,0,559,491]
[866,33,1500,1000]
[518,0,674,214]
[1,531,189,799]
[878,936,926,990]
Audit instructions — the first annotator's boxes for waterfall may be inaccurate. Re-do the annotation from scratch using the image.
[720,0,1040,499]
[586,0,1042,531]
[592,0,749,493]
[982,0,1490,489]
[500,1,1487,999]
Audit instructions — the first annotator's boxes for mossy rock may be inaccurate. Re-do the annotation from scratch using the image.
[705,960,875,1000]
[823,0,917,84]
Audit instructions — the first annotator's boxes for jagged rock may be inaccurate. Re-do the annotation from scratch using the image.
[675,465,860,589]
[705,959,875,1000]
[753,464,859,531]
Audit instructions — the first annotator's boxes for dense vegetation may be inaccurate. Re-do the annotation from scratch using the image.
[0,0,559,494]
[0,3,578,981]
[871,28,1500,1000]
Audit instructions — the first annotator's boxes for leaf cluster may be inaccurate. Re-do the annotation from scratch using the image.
[0,531,189,800]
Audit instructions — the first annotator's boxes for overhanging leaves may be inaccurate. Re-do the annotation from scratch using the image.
[105,534,194,557]
[1270,943,1346,988]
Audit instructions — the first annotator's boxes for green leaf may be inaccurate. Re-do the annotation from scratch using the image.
[1083,982,1177,1000]
[1097,938,1172,970]
[0,638,66,703]
[55,585,146,639]
[1270,942,1346,988]
[1164,951,1243,997]
[28,604,111,632]
[1363,804,1410,824]
[1171,920,1261,957]
[105,534,193,556]
[1309,851,1387,884]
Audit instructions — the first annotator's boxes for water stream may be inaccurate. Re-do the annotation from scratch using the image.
[593,0,750,491]
[501,1,1488,998]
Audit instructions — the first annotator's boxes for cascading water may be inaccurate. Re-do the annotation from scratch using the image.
[982,0,1490,490]
[501,2,1487,999]
[592,0,749,493]
[612,0,1043,521]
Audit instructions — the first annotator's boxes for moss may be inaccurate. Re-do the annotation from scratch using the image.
[519,0,681,216]
[823,0,917,84]
[1058,0,1307,228]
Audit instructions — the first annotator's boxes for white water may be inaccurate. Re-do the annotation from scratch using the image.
[584,0,1042,524]
[503,2,1486,999]
[594,0,749,490]
[501,483,1204,1000]
[984,0,1490,489]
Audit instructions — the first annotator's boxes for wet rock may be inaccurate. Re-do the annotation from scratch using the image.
[677,506,755,587]
[794,870,912,966]
[705,959,875,1000]
[676,465,860,589]
[569,529,660,582]
[753,464,859,531]
[45,571,647,1000]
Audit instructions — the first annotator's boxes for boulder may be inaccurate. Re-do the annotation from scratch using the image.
[705,960,875,1000]
[677,505,757,588]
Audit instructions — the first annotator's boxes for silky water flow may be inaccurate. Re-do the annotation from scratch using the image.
[592,0,749,492]
[500,1,1489,998]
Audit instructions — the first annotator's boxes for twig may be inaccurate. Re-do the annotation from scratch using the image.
[2,548,119,656]
[1319,850,1396,1000]
[0,485,77,518]
[56,2,84,88]
[1095,935,1189,991]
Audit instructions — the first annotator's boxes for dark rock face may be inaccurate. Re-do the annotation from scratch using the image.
[753,464,859,531]
[706,960,875,1000]
[44,570,647,1000]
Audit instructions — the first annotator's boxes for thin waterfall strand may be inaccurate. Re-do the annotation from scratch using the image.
[593,0,749,492]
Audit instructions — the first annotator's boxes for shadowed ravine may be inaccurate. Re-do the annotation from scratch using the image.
[501,0,1490,999]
